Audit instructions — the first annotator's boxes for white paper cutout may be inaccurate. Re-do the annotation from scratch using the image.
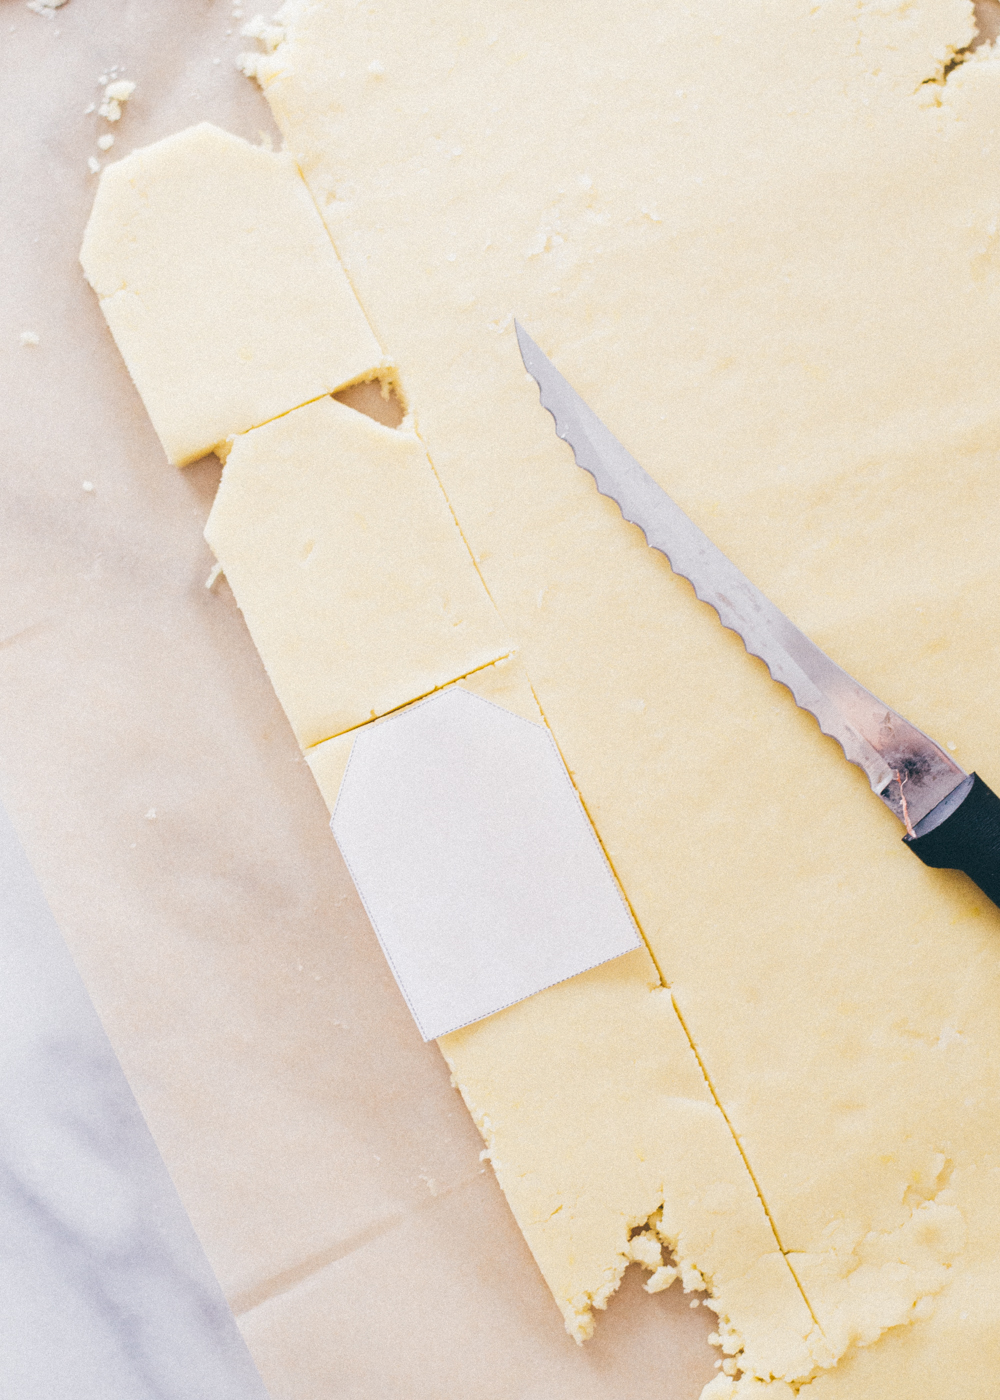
[331,688,643,1040]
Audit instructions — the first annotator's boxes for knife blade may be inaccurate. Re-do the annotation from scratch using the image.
[515,320,1000,909]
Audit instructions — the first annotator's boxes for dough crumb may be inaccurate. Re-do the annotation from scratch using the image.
[97,133,114,151]
[87,156,101,174]
[626,1230,663,1270]
[82,480,95,492]
[237,12,287,81]
[241,15,285,51]
[205,561,224,590]
[145,808,157,821]
[99,79,135,122]
[700,1379,736,1400]
[26,0,70,14]
[644,1264,679,1293]
[19,330,39,346]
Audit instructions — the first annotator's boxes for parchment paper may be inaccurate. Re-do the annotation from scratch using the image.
[0,2,718,1395]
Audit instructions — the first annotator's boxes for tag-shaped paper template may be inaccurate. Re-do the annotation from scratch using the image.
[331,689,643,1039]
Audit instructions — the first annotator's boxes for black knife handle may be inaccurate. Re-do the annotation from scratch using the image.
[905,773,1000,910]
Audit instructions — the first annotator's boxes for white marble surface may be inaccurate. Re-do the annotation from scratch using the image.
[0,794,271,1400]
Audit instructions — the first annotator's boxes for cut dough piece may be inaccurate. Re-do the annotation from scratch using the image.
[80,122,386,465]
[308,663,824,1379]
[205,394,512,748]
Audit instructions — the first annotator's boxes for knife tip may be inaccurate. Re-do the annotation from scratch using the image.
[513,318,541,376]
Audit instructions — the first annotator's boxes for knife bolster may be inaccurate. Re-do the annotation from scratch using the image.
[905,773,1000,911]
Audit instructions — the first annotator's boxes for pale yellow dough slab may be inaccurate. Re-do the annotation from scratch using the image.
[205,395,512,748]
[241,1,1000,1392]
[80,122,385,466]
[71,0,1000,1391]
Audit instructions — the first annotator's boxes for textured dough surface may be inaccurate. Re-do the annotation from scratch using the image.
[244,1,1000,1391]
[80,122,385,465]
[205,394,512,748]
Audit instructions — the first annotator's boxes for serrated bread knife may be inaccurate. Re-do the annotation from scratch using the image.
[515,321,1000,909]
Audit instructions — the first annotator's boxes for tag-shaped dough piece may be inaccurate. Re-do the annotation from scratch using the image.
[80,122,386,466]
[205,395,512,748]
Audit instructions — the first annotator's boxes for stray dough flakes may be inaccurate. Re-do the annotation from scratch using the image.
[626,1229,663,1272]
[645,1264,679,1294]
[98,79,135,123]
[238,13,287,77]
[241,15,286,50]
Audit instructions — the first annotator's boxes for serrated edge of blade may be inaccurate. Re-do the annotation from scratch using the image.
[515,321,902,797]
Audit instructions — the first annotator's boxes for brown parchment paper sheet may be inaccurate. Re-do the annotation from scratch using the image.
[0,3,718,1395]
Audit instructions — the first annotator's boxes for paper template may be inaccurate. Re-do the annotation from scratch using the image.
[332,689,643,1040]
